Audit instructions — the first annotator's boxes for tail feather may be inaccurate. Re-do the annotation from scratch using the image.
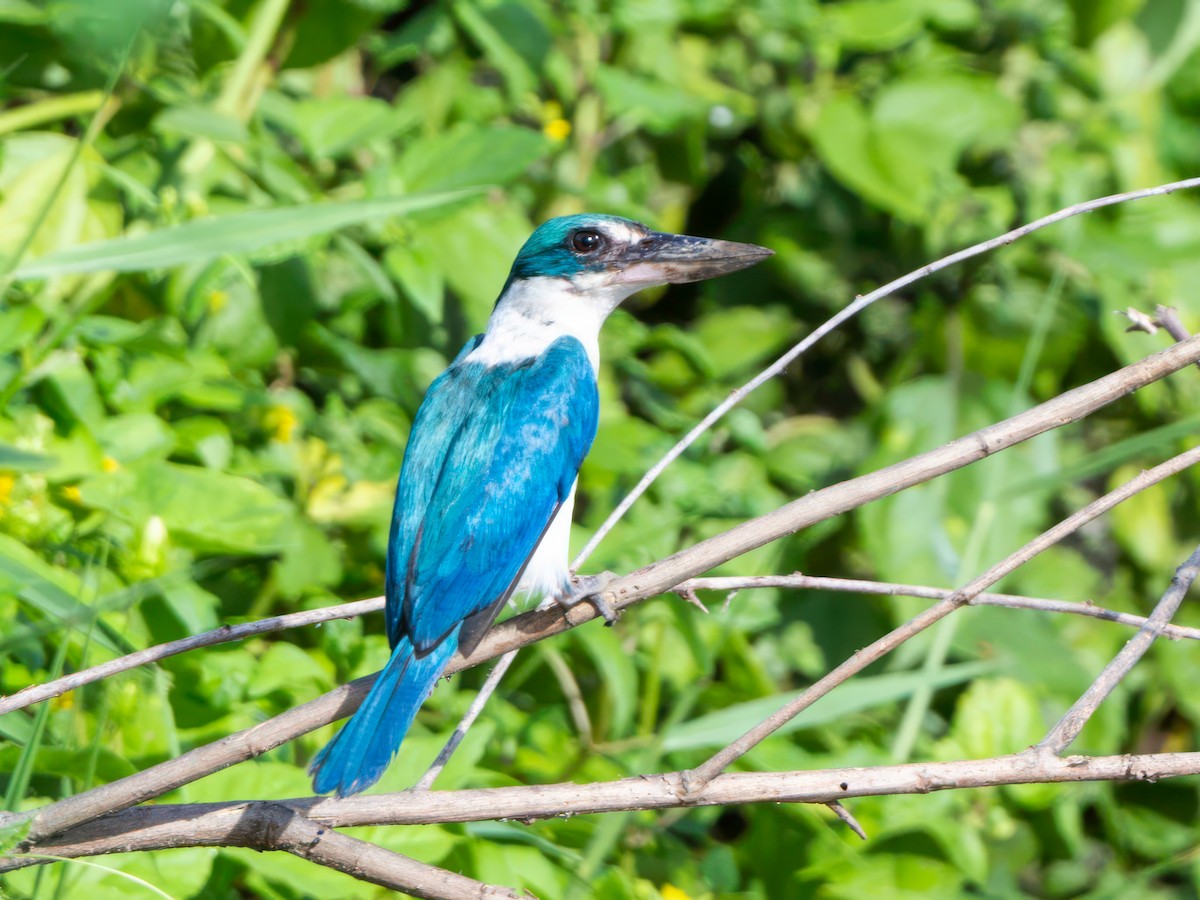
[310,632,458,797]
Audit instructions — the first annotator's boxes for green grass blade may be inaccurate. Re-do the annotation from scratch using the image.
[12,188,484,279]
[3,636,68,810]
[15,856,177,900]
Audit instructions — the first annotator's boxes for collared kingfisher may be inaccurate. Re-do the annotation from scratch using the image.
[310,213,771,796]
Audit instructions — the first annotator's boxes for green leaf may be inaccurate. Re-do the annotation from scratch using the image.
[78,460,295,555]
[810,93,928,222]
[0,0,48,24]
[662,662,994,752]
[0,744,137,783]
[395,126,548,192]
[0,444,55,472]
[0,534,127,653]
[13,188,483,278]
[95,413,177,464]
[153,105,250,143]
[826,0,924,50]
[1109,462,1181,571]
[574,625,639,739]
[594,66,709,132]
[289,95,405,159]
[246,642,333,699]
[0,305,45,355]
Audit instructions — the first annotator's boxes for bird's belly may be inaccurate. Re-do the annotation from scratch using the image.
[514,485,576,601]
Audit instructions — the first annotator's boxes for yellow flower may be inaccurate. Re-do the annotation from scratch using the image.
[543,118,571,141]
[207,290,229,313]
[266,405,299,442]
[0,474,13,506]
[661,886,690,900]
[62,485,82,503]
[102,456,121,473]
[52,691,75,711]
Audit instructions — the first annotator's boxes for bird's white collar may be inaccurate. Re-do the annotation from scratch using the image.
[468,275,634,371]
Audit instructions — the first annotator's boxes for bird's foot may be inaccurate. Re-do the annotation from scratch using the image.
[555,571,620,626]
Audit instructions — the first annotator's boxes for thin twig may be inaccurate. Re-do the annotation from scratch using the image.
[542,646,595,746]
[602,335,1200,612]
[1154,305,1193,344]
[414,594,564,790]
[6,751,1200,871]
[678,575,1200,641]
[0,598,385,717]
[412,650,518,792]
[8,567,1197,727]
[1039,544,1200,755]
[681,444,1200,791]
[825,801,868,840]
[571,176,1200,570]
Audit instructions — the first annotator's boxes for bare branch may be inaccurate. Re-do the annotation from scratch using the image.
[16,562,1197,727]
[5,801,515,899]
[678,575,1200,641]
[681,444,1200,791]
[602,335,1200,613]
[0,597,385,717]
[7,751,1200,871]
[572,176,1200,569]
[4,338,1199,848]
[1039,544,1200,755]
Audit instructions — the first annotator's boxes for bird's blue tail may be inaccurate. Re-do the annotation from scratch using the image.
[310,632,458,797]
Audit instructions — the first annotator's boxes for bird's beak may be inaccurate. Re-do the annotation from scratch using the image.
[612,231,773,286]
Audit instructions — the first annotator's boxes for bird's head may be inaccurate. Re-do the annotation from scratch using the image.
[505,214,772,304]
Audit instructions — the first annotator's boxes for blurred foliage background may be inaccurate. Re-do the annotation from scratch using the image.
[3,0,1200,896]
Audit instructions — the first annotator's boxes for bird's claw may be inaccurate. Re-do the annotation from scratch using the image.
[556,571,620,626]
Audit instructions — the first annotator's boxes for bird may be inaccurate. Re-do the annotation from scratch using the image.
[310,213,772,796]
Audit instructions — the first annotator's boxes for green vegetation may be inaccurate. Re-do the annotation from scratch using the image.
[3,0,1200,896]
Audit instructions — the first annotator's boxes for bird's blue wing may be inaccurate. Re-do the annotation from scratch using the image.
[382,334,482,645]
[385,335,598,652]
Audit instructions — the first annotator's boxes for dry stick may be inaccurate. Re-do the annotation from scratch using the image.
[571,176,1200,570]
[678,575,1200,641]
[415,595,562,791]
[1154,305,1194,346]
[8,570,1197,724]
[824,801,867,840]
[603,334,1200,610]
[412,650,517,791]
[6,336,1200,848]
[1039,545,1200,756]
[295,825,517,900]
[1029,313,1200,754]
[0,597,385,717]
[7,751,1200,870]
[682,444,1200,792]
[4,799,514,899]
[7,181,1188,783]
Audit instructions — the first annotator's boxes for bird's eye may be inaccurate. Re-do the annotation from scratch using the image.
[571,230,605,254]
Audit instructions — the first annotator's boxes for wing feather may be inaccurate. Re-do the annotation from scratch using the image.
[385,336,598,652]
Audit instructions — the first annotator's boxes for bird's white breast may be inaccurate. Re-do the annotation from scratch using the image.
[514,484,576,601]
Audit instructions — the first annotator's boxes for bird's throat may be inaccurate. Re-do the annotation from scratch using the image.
[471,276,616,371]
